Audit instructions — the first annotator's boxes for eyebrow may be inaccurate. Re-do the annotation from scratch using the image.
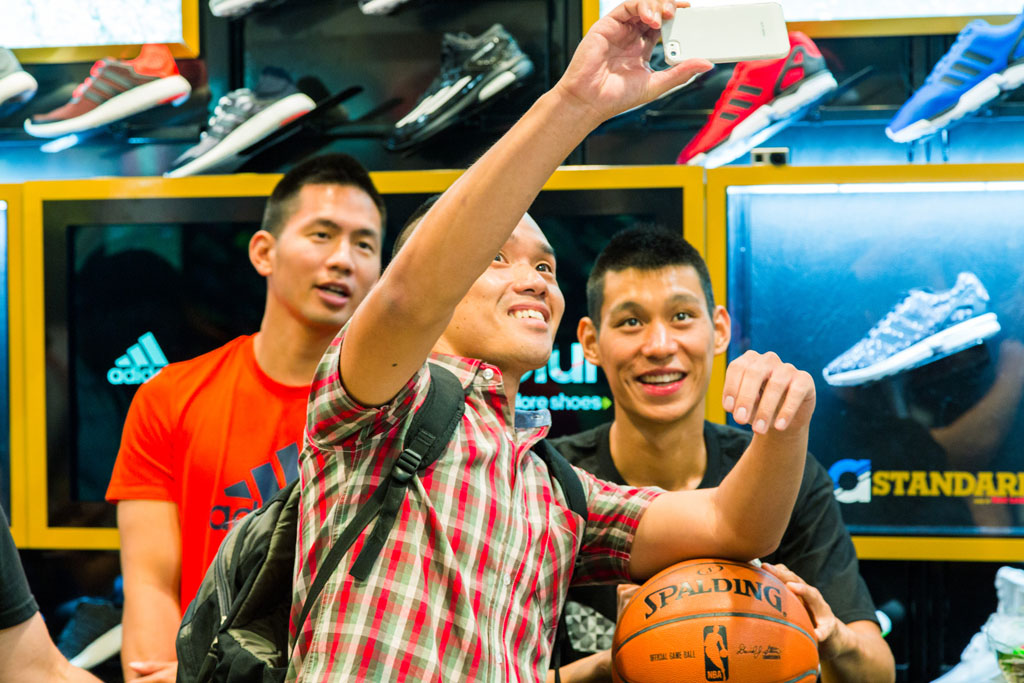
[503,233,556,260]
[311,219,381,240]
[607,293,703,316]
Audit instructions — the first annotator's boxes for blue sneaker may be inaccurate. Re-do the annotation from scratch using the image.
[887,11,1024,143]
[822,272,1002,387]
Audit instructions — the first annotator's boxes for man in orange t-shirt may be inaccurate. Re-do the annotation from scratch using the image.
[105,154,385,683]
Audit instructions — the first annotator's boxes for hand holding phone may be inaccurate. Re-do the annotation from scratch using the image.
[661,2,790,65]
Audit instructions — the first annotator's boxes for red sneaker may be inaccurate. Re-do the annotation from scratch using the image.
[677,32,837,168]
[24,44,191,138]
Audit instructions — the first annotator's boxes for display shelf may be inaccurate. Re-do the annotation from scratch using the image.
[12,165,704,550]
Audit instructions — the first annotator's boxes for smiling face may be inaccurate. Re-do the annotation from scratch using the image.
[254,183,383,334]
[436,215,565,379]
[579,265,730,426]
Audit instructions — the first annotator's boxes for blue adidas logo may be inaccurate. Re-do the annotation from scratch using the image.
[209,443,300,530]
[107,332,168,385]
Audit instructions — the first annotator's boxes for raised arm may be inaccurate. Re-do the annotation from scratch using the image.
[341,0,712,407]
[630,351,816,580]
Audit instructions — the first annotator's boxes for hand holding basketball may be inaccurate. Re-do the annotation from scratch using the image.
[722,351,816,435]
[612,559,819,683]
[761,562,851,662]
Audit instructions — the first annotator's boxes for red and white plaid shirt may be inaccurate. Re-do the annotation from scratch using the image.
[288,330,660,681]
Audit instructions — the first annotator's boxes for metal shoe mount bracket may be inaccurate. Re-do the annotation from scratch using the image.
[905,127,951,165]
[226,85,399,173]
[222,18,402,171]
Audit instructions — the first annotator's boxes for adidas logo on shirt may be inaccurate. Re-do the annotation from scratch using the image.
[107,332,169,385]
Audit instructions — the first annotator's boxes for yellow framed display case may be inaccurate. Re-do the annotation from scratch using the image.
[706,163,1024,561]
[12,0,200,63]
[15,165,703,550]
[1,185,26,547]
[581,1,1015,38]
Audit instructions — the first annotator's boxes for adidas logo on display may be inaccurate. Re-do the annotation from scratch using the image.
[107,332,169,385]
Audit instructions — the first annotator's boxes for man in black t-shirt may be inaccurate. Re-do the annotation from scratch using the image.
[548,228,895,683]
[0,509,101,681]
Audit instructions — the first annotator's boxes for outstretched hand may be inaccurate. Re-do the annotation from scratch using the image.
[722,350,816,435]
[555,0,712,123]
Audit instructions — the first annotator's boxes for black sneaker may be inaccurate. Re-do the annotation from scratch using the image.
[387,24,534,151]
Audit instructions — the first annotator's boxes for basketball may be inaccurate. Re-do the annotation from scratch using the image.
[612,559,819,683]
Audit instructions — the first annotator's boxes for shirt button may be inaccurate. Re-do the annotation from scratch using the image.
[503,574,512,586]
[482,368,495,381]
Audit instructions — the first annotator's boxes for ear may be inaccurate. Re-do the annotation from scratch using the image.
[249,230,276,277]
[712,305,731,356]
[578,317,603,367]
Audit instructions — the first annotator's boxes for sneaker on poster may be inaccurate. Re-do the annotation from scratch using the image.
[165,67,315,177]
[358,0,414,15]
[822,272,1002,387]
[386,24,534,151]
[0,47,38,107]
[24,44,191,138]
[677,31,837,168]
[886,10,1024,143]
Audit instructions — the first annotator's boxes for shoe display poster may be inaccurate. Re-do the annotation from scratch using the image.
[40,196,266,529]
[725,182,1024,538]
[0,0,184,49]
[598,0,1020,23]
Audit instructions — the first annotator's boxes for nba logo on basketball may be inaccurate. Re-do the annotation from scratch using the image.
[703,625,729,680]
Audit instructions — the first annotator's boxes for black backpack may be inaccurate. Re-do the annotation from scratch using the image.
[176,364,588,682]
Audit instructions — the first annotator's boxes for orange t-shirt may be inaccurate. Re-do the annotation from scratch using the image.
[106,335,310,611]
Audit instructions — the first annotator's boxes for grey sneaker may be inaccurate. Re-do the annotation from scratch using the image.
[164,67,314,177]
[0,47,38,107]
[823,272,1002,387]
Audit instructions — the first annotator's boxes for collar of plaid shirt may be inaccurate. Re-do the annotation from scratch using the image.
[290,343,589,681]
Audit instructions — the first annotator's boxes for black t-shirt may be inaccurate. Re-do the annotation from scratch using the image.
[550,421,879,664]
[0,508,38,630]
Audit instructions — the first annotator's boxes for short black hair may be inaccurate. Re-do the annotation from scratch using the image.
[391,193,442,259]
[261,154,386,236]
[586,226,715,328]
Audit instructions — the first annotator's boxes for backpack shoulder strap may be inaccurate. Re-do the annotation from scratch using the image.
[294,364,465,632]
[535,439,588,523]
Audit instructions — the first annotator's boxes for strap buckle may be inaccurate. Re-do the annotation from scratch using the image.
[392,449,421,483]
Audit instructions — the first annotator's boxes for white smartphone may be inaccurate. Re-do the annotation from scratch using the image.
[661,2,790,65]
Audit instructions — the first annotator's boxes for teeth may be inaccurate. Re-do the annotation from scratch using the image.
[510,309,544,321]
[640,372,683,384]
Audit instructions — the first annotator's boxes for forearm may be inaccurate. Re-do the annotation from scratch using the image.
[546,651,613,683]
[120,583,180,680]
[711,427,809,558]
[342,89,602,405]
[820,621,895,683]
[117,500,182,680]
[392,88,601,307]
[0,614,102,683]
